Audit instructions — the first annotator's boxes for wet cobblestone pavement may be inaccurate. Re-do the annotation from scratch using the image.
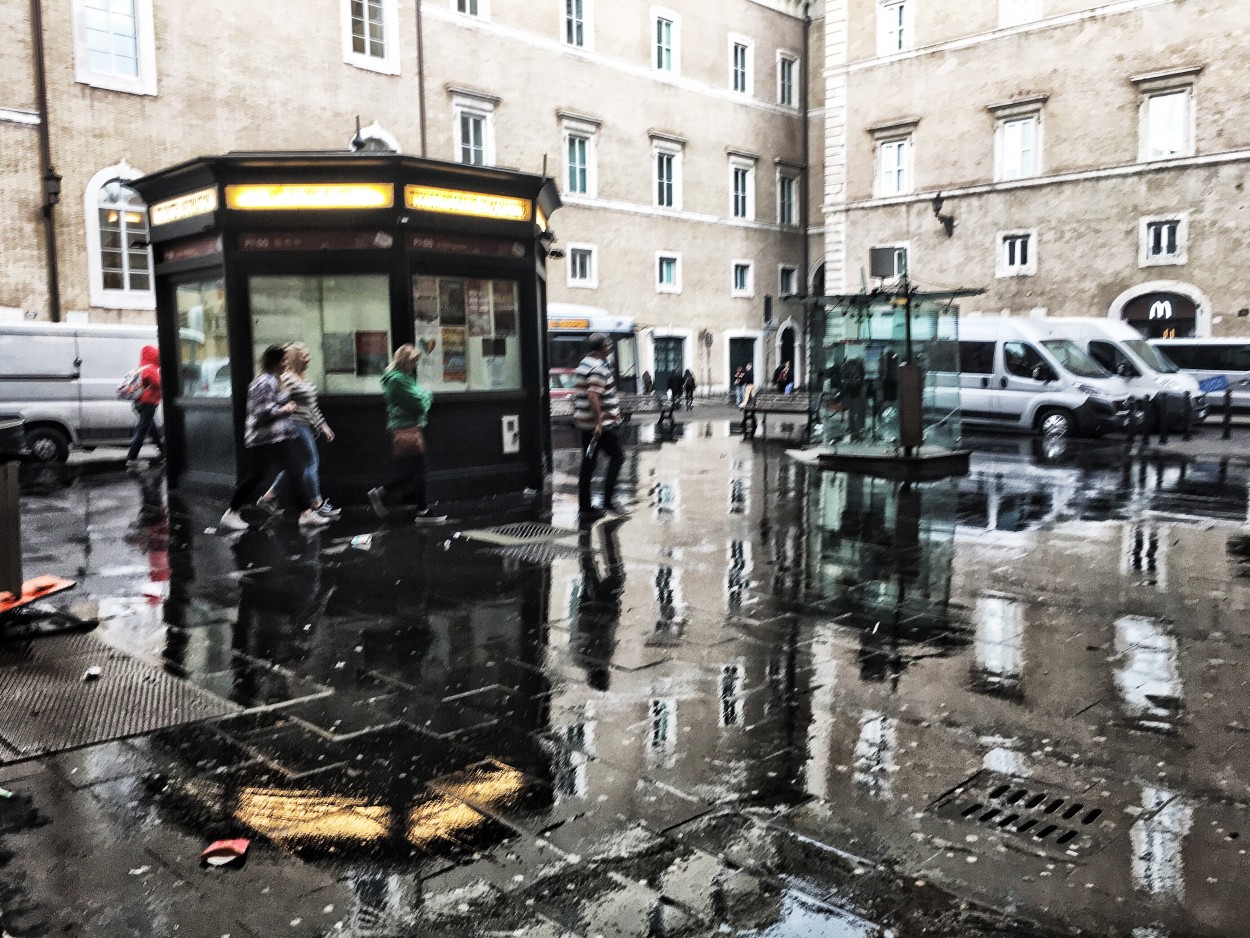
[4,419,1250,936]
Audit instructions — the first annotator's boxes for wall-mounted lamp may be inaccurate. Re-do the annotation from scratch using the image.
[539,228,564,258]
[931,191,955,238]
[42,169,62,212]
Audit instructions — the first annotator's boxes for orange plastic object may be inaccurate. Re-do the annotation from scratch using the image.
[200,838,250,866]
[0,576,75,615]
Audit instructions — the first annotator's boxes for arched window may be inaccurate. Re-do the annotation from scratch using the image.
[84,163,154,309]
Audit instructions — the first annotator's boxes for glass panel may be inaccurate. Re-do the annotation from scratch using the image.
[250,274,392,395]
[102,271,124,290]
[175,278,229,398]
[411,275,521,393]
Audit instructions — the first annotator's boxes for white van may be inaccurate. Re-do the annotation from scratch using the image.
[1148,338,1250,413]
[1045,318,1207,427]
[0,322,158,462]
[955,318,1132,438]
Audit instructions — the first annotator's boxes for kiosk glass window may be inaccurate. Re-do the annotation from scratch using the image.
[249,274,392,394]
[175,277,229,398]
[412,275,522,392]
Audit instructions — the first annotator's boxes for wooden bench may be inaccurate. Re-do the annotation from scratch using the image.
[550,392,676,434]
[741,391,814,441]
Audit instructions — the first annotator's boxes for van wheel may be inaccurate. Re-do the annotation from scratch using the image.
[25,426,70,463]
[1037,409,1074,439]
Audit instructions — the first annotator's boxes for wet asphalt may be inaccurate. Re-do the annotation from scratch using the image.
[3,402,1250,937]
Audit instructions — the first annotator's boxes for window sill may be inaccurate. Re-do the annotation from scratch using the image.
[343,54,400,76]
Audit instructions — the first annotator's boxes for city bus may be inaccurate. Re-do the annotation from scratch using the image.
[547,304,641,397]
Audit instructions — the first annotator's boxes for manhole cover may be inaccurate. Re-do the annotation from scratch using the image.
[459,523,579,547]
[929,770,1118,859]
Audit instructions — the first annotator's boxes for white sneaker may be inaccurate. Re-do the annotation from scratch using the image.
[299,509,330,527]
[315,500,342,519]
[219,509,250,531]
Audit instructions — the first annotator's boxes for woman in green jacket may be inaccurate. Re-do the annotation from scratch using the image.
[368,344,443,520]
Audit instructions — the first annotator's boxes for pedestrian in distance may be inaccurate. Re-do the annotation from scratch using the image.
[773,361,792,394]
[575,332,629,522]
[368,344,446,522]
[682,369,696,410]
[642,371,654,394]
[733,366,746,407]
[125,345,165,470]
[260,343,340,520]
[665,371,683,403]
[220,345,328,531]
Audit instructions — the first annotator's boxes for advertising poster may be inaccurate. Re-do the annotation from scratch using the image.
[413,276,439,324]
[439,279,466,326]
[466,280,492,337]
[413,321,441,385]
[493,281,517,336]
[441,327,467,383]
[323,331,355,373]
[354,330,389,377]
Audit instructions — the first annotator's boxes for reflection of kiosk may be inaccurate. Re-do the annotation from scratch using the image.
[131,153,561,503]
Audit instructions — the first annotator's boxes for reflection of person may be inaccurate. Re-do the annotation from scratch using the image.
[369,344,445,521]
[742,363,756,405]
[575,333,627,521]
[773,361,792,394]
[682,369,696,410]
[642,371,654,394]
[572,517,626,690]
[842,355,867,439]
[262,343,339,520]
[125,345,165,469]
[220,345,327,531]
[665,371,683,402]
[733,366,746,406]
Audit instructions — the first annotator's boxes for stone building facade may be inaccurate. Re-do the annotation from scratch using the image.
[821,0,1250,338]
[1,0,814,392]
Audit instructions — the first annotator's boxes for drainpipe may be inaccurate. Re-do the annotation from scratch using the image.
[415,0,428,156]
[30,0,62,322]
[799,2,812,385]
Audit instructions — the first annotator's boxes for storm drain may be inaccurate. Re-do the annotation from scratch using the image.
[929,770,1117,859]
[458,523,580,547]
[0,633,240,758]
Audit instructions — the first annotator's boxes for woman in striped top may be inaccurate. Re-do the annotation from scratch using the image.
[261,343,339,519]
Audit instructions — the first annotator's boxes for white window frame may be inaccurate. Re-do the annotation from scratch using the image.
[996,230,1038,278]
[85,162,155,310]
[561,114,599,198]
[777,51,798,107]
[1139,214,1189,268]
[72,0,158,96]
[875,135,913,197]
[567,243,599,289]
[870,242,909,279]
[652,7,681,75]
[563,0,593,50]
[452,0,489,20]
[777,170,799,226]
[732,261,754,299]
[656,252,682,294]
[1132,67,1200,162]
[778,265,798,297]
[989,95,1046,182]
[728,35,753,96]
[652,135,684,210]
[450,89,497,166]
[877,0,914,56]
[341,0,400,75]
[999,0,1041,28]
[729,154,756,221]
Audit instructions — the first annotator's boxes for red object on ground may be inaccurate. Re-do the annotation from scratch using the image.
[200,838,250,866]
[0,576,75,615]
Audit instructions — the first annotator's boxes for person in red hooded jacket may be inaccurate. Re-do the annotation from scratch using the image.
[125,345,165,468]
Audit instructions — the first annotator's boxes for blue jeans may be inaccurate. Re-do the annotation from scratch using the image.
[127,402,164,461]
[268,423,321,504]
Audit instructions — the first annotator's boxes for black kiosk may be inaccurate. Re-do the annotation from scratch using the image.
[131,153,561,505]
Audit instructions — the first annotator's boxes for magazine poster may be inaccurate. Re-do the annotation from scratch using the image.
[466,280,492,337]
[413,320,441,385]
[441,327,467,383]
[439,279,466,326]
[492,281,517,336]
[354,330,389,377]
[412,276,439,323]
[323,331,355,373]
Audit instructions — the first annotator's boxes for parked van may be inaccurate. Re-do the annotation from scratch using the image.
[0,322,158,462]
[954,318,1132,438]
[1148,338,1250,412]
[1045,318,1207,428]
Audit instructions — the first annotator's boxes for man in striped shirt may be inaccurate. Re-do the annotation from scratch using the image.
[574,332,627,520]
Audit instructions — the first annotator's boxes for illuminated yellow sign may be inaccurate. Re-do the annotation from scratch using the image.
[225,183,394,211]
[150,187,218,226]
[536,206,549,231]
[549,318,590,329]
[404,185,532,223]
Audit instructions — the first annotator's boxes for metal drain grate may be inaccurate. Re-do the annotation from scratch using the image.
[459,522,579,547]
[929,770,1117,859]
[482,543,581,564]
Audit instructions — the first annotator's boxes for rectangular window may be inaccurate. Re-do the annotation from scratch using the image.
[997,231,1037,277]
[74,0,156,95]
[656,17,673,70]
[656,152,674,207]
[1140,215,1188,266]
[1145,91,1190,160]
[876,138,911,196]
[175,278,229,398]
[778,174,797,226]
[732,262,752,297]
[457,0,479,14]
[1148,221,1179,258]
[567,245,597,288]
[350,0,385,58]
[565,0,585,46]
[411,275,521,391]
[567,135,588,194]
[779,266,797,296]
[878,0,912,55]
[732,168,749,218]
[459,113,485,165]
[342,0,398,72]
[657,253,681,293]
[999,116,1038,180]
[250,274,394,395]
[98,203,150,293]
[731,42,749,93]
[778,54,796,106]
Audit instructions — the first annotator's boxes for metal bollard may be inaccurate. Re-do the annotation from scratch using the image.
[1223,389,1233,440]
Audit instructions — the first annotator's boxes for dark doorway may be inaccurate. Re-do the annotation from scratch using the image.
[729,337,756,400]
[653,336,685,398]
[778,326,797,387]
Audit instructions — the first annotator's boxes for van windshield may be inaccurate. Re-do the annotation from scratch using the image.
[1123,339,1178,373]
[1040,340,1110,379]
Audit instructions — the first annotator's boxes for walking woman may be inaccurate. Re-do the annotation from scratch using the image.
[260,343,340,519]
[124,345,165,469]
[219,345,328,531]
[368,344,444,521]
